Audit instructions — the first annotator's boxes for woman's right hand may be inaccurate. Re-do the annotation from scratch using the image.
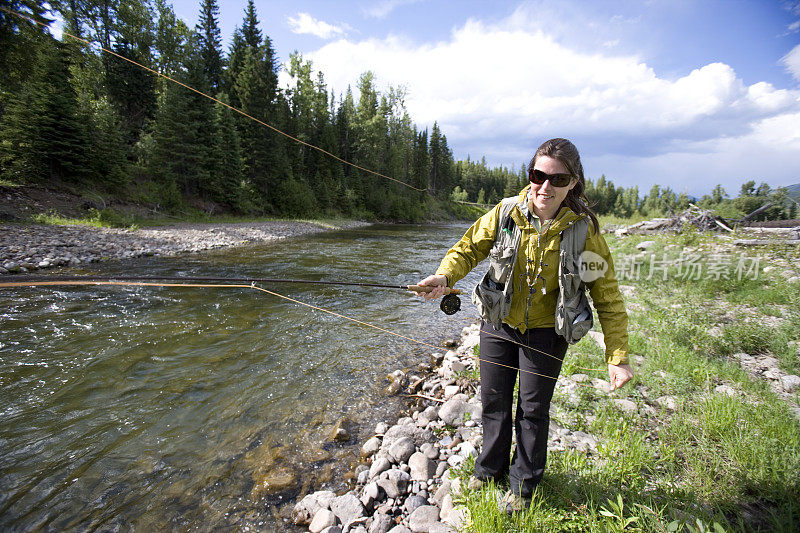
[417,274,449,301]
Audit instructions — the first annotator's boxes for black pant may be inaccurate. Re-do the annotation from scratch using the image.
[473,322,568,498]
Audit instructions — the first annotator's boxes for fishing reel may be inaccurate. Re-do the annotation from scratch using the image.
[440,293,461,315]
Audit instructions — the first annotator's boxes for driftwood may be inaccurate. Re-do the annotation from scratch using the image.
[740,202,774,222]
[611,204,800,238]
[613,205,733,236]
[734,239,800,246]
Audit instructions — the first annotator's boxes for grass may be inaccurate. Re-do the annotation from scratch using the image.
[32,208,139,229]
[447,228,800,532]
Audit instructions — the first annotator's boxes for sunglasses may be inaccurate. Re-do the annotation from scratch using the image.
[529,169,574,187]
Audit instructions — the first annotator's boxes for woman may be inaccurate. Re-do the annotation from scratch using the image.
[418,138,632,513]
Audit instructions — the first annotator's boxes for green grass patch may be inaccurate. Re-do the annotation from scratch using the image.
[32,208,139,229]
[450,228,800,531]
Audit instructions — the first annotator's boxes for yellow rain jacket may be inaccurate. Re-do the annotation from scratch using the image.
[436,187,629,365]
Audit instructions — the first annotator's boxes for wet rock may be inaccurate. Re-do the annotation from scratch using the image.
[362,436,382,458]
[309,509,337,533]
[292,490,336,525]
[385,381,403,395]
[250,465,297,498]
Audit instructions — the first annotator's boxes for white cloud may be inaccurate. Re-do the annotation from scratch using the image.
[300,7,800,194]
[287,13,348,39]
[782,44,800,82]
[363,0,425,20]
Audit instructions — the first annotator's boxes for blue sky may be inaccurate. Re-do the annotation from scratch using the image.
[168,0,800,197]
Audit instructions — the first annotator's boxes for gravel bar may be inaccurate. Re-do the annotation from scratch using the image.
[0,220,370,274]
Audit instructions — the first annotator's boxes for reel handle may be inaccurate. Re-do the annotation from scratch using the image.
[407,285,462,295]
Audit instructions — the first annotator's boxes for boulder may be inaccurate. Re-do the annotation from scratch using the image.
[369,513,394,533]
[388,437,416,464]
[362,436,382,458]
[369,457,391,479]
[407,505,441,533]
[330,492,366,527]
[438,395,470,426]
[377,469,410,499]
[309,509,337,533]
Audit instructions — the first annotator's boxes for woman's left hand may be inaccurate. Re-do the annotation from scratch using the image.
[608,363,633,391]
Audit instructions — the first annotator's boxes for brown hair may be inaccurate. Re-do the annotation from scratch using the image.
[527,138,599,233]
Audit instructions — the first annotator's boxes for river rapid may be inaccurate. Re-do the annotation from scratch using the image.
[0,223,483,531]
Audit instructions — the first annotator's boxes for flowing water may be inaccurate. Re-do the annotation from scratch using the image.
[0,223,482,531]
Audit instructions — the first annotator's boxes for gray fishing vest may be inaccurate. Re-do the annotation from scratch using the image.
[472,199,593,344]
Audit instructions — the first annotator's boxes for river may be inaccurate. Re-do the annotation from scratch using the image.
[0,223,483,531]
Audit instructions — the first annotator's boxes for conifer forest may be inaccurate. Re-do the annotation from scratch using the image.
[1,1,795,222]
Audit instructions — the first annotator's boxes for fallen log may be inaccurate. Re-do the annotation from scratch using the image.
[733,239,800,246]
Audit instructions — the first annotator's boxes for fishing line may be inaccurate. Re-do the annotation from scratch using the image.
[0,6,427,193]
[0,277,607,386]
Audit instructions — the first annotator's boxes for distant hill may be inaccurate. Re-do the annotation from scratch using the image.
[785,183,800,199]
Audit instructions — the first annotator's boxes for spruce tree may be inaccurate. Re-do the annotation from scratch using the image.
[195,0,224,92]
[1,0,50,110]
[148,36,216,202]
[214,95,245,209]
[1,38,89,183]
[104,0,156,147]
[241,0,261,48]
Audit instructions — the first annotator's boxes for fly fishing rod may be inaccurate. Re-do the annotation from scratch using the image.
[1,275,464,315]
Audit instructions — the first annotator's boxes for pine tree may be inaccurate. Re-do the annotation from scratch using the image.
[1,38,89,183]
[195,0,224,92]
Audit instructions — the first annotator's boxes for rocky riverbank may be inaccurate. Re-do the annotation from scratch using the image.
[0,220,370,274]
[288,324,627,533]
[290,323,484,533]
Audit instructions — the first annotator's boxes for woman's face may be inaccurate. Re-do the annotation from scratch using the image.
[528,155,577,220]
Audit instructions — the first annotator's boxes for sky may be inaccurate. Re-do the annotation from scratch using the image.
[167,0,800,197]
